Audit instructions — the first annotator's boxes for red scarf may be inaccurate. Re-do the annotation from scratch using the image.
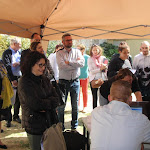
[92,55,102,68]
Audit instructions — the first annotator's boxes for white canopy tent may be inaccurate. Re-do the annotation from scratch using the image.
[0,0,150,41]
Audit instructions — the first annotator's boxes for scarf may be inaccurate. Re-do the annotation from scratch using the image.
[92,55,102,68]
[0,64,14,109]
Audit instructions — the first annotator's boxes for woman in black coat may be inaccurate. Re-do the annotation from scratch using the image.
[18,51,59,150]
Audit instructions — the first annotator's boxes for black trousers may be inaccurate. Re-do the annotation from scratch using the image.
[90,83,100,109]
[7,89,20,122]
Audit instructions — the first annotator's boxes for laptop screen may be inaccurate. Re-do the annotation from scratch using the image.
[131,107,142,113]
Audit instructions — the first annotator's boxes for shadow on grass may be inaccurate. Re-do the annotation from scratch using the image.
[64,110,72,114]
[1,136,29,150]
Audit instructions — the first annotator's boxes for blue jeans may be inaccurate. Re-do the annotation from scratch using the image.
[57,79,80,130]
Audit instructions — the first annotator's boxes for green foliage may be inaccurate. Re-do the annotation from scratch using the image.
[21,38,30,50]
[47,40,61,56]
[0,35,10,58]
[100,42,118,61]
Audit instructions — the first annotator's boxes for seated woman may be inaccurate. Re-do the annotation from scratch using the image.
[107,42,132,79]
[18,51,59,150]
[100,68,142,106]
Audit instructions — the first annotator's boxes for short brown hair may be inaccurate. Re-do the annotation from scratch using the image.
[89,44,103,56]
[110,80,132,102]
[62,33,71,41]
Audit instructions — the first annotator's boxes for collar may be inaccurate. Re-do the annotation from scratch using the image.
[64,48,72,53]
[110,100,130,109]
[9,47,17,53]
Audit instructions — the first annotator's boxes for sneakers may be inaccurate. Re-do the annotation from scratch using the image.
[13,118,21,124]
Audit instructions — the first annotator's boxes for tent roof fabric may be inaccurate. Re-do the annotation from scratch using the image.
[0,0,150,40]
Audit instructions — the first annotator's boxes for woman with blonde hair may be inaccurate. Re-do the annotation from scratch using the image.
[88,44,108,109]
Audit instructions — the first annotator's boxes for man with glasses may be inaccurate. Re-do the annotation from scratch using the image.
[2,38,22,127]
[133,41,150,101]
[56,33,85,130]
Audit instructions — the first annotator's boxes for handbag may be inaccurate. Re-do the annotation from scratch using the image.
[63,130,87,150]
[41,110,67,150]
[41,123,67,150]
[52,77,65,106]
[91,79,103,88]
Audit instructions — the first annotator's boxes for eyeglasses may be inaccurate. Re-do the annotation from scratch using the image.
[36,63,46,68]
[65,39,72,42]
[34,39,41,42]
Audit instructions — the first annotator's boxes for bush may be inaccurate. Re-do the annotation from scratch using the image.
[100,42,118,61]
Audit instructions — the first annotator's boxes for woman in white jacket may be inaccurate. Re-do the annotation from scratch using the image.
[88,44,108,109]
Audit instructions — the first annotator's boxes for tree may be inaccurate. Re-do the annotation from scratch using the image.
[0,35,10,58]
[21,38,30,50]
[100,42,118,61]
[47,40,61,56]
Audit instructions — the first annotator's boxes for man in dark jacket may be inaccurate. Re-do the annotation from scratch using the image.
[20,33,41,67]
[2,37,22,127]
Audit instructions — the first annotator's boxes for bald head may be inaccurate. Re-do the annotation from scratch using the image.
[140,41,150,56]
[109,80,132,104]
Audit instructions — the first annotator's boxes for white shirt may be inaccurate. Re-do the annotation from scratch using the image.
[133,52,150,70]
[122,59,132,69]
[10,48,21,76]
[48,53,59,80]
[88,56,107,82]
[133,53,150,89]
[56,48,84,80]
[91,101,150,150]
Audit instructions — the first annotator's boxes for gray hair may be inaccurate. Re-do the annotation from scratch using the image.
[10,38,21,45]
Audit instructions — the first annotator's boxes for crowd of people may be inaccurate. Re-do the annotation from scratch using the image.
[0,32,150,150]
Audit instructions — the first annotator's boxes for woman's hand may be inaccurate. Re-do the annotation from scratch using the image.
[100,63,107,71]
[96,79,104,86]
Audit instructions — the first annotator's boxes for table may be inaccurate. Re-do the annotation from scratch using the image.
[81,116,91,150]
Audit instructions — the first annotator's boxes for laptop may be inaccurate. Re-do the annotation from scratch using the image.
[130,101,150,119]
